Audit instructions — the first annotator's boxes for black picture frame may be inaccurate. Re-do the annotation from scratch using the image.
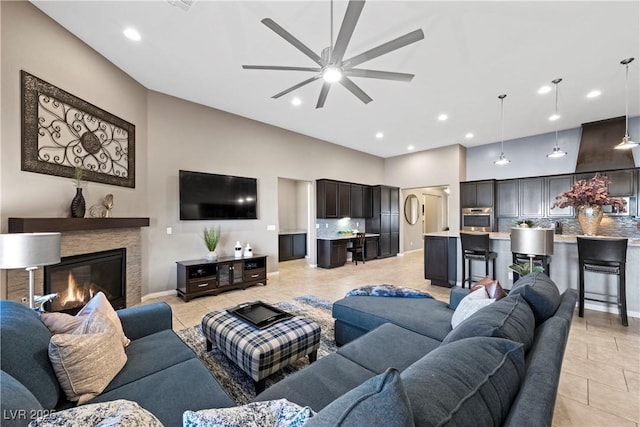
[21,70,135,188]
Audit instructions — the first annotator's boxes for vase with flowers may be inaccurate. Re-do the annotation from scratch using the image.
[552,174,626,236]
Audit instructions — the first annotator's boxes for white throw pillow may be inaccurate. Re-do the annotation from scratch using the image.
[77,291,130,347]
[28,399,162,427]
[183,399,314,427]
[40,312,85,334]
[451,288,495,329]
[48,311,127,404]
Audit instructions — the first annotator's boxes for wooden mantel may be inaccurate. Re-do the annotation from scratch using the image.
[8,217,150,233]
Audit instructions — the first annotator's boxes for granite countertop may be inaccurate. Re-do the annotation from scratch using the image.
[423,231,640,247]
[279,230,307,235]
[317,233,380,241]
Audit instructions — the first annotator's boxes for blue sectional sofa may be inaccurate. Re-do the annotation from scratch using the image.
[0,300,234,427]
[257,273,578,426]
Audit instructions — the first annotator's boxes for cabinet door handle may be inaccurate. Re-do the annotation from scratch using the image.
[250,274,259,278]
[197,283,209,288]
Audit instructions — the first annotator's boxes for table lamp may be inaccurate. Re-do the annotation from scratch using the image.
[0,232,61,308]
[510,228,554,274]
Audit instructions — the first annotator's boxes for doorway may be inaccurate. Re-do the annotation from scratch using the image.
[277,178,312,263]
[401,186,449,252]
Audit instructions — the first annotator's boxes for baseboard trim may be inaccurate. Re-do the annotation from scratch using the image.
[583,301,639,319]
[141,289,176,302]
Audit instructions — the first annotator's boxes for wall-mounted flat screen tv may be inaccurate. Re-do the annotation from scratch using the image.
[179,170,258,220]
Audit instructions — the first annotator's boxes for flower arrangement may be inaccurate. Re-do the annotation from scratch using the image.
[552,174,626,212]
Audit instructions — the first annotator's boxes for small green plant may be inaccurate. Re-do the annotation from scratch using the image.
[74,165,83,187]
[516,219,534,228]
[509,262,544,276]
[203,226,220,252]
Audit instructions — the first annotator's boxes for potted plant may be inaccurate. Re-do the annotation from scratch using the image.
[516,219,534,228]
[508,262,544,277]
[203,226,220,261]
[552,174,626,235]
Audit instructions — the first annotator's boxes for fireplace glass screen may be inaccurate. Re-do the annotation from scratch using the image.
[44,248,126,313]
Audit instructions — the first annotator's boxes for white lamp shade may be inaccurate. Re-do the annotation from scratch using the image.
[510,228,554,256]
[0,233,61,269]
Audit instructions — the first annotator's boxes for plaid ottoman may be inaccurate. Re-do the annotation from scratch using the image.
[201,308,321,393]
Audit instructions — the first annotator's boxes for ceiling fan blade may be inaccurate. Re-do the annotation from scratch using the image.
[340,77,373,104]
[261,18,324,66]
[345,69,415,82]
[272,75,321,99]
[330,0,365,64]
[343,29,424,68]
[242,65,321,72]
[316,82,331,109]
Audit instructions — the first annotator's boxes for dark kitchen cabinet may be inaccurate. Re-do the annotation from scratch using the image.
[424,235,457,287]
[338,182,351,217]
[519,178,545,217]
[605,170,635,196]
[278,233,307,262]
[316,180,338,218]
[366,185,400,258]
[461,180,494,208]
[317,179,373,219]
[317,239,348,268]
[365,237,379,260]
[350,184,364,218]
[362,185,373,218]
[496,180,518,217]
[546,175,574,217]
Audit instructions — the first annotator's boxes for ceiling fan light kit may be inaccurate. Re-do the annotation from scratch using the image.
[242,0,424,108]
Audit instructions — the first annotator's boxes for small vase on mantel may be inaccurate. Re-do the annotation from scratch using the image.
[70,187,86,218]
[577,204,603,236]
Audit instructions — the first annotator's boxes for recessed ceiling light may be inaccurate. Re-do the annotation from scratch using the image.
[465,132,474,139]
[375,132,384,139]
[586,90,602,98]
[291,97,302,106]
[538,86,552,94]
[549,114,560,121]
[407,145,415,151]
[123,28,141,41]
[438,114,448,121]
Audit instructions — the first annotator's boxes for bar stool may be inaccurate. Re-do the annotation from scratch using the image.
[460,232,497,288]
[510,228,554,282]
[577,236,628,327]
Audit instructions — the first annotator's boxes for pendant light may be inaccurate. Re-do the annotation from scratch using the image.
[614,57,638,150]
[494,94,510,165]
[547,78,567,158]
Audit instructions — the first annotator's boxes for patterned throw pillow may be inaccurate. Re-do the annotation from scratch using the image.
[48,311,127,404]
[28,399,162,427]
[346,284,432,298]
[183,399,314,427]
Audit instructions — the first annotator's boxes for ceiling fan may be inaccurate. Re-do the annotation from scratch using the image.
[242,0,424,109]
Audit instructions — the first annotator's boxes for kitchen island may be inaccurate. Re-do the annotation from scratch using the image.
[424,231,640,316]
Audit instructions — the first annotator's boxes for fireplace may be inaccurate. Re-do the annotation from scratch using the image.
[44,248,126,314]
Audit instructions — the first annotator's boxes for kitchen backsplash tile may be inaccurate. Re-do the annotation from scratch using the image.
[316,218,365,239]
[498,216,640,238]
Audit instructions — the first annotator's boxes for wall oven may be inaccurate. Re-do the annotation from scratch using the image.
[461,207,493,232]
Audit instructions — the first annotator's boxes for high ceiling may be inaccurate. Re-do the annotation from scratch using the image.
[31,1,640,158]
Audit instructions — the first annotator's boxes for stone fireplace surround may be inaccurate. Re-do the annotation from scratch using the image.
[6,218,148,307]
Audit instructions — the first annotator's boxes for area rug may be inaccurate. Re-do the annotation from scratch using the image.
[176,295,337,405]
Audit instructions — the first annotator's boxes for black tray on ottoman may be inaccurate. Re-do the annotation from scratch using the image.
[228,301,293,329]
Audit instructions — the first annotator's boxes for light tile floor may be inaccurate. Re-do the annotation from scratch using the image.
[145,250,640,427]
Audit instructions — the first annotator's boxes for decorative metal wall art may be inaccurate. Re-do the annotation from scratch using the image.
[21,70,135,188]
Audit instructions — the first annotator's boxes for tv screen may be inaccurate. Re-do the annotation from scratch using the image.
[179,170,258,220]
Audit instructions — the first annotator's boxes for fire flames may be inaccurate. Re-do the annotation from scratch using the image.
[58,272,96,308]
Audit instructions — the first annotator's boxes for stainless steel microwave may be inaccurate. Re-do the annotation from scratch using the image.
[602,197,631,216]
[462,207,493,232]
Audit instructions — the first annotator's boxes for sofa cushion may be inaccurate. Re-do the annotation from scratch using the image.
[48,312,127,404]
[0,370,43,427]
[442,295,535,352]
[450,287,495,329]
[29,399,163,427]
[0,300,60,408]
[509,272,561,324]
[401,337,525,427]
[183,399,314,427]
[337,323,441,374]
[103,329,196,393]
[333,296,453,341]
[254,353,376,412]
[91,358,235,427]
[305,368,414,427]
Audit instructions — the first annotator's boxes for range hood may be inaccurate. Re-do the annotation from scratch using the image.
[575,116,635,173]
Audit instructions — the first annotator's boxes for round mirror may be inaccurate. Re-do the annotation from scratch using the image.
[404,194,420,225]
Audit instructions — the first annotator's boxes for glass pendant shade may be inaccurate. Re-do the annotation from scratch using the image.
[614,57,637,150]
[494,152,510,165]
[547,78,567,158]
[547,146,567,158]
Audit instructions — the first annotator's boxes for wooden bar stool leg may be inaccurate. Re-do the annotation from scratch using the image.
[462,255,466,289]
[492,258,496,280]
[468,259,473,287]
[578,265,585,318]
[619,268,628,327]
